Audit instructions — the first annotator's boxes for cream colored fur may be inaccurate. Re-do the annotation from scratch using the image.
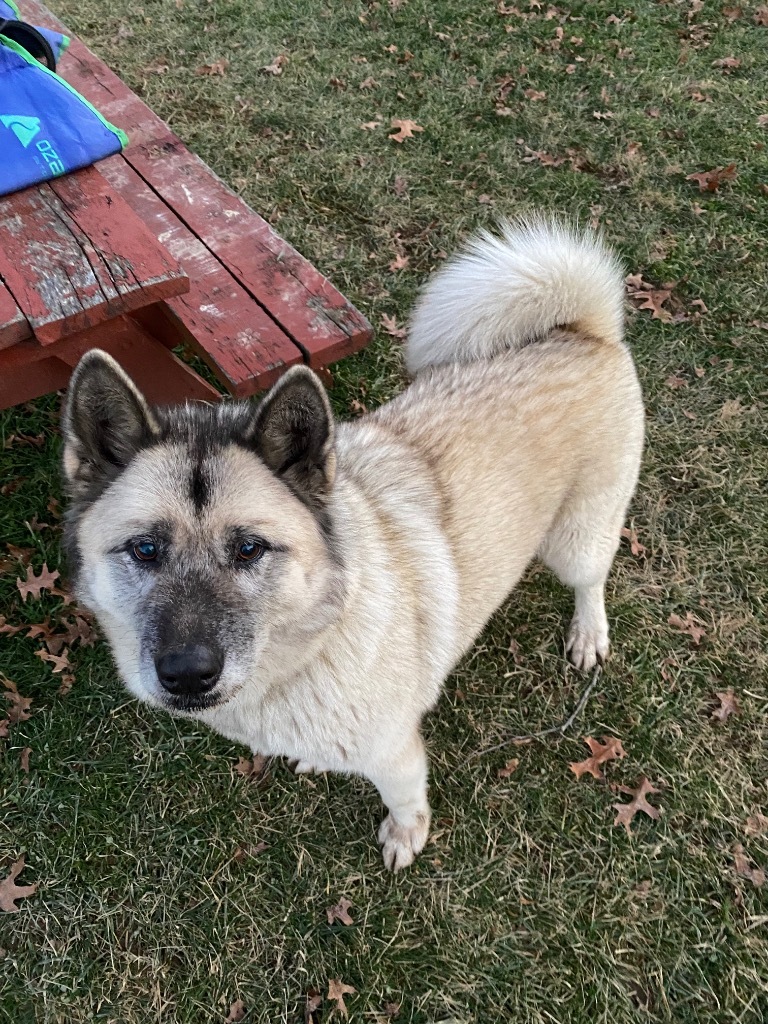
[66,219,644,871]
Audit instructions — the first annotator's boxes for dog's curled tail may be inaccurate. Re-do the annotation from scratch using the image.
[405,217,625,375]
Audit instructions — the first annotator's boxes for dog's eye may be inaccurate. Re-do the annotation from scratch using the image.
[132,541,158,563]
[236,539,264,563]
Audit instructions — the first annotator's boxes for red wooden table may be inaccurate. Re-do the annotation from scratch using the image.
[0,0,373,409]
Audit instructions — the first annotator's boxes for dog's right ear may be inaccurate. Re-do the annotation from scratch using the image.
[62,350,159,497]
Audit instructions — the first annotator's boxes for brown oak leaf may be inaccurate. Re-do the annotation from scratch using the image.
[711,56,740,71]
[261,54,287,76]
[380,314,407,339]
[668,612,706,645]
[16,563,60,602]
[224,1000,247,1022]
[570,736,626,780]
[58,673,76,696]
[388,253,410,272]
[620,526,646,557]
[613,778,662,834]
[498,757,520,778]
[35,648,72,674]
[686,164,737,191]
[733,844,765,887]
[196,59,229,76]
[755,6,768,24]
[0,720,8,738]
[0,616,23,636]
[326,897,354,925]
[305,989,323,1023]
[711,688,740,723]
[327,980,356,1019]
[20,747,31,773]
[2,676,32,725]
[389,118,424,143]
[745,813,768,837]
[234,754,268,780]
[629,288,673,322]
[0,856,37,913]
[524,88,546,101]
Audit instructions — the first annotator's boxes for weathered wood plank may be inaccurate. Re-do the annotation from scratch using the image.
[21,0,373,369]
[0,314,220,411]
[99,157,302,395]
[0,282,32,350]
[0,166,188,346]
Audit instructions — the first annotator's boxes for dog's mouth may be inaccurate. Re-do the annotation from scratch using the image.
[162,690,224,714]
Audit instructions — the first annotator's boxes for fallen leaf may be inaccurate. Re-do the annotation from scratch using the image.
[305,989,323,1023]
[722,6,742,21]
[686,164,737,191]
[2,676,32,725]
[360,120,382,130]
[326,897,354,926]
[196,59,229,76]
[757,114,768,127]
[16,563,60,602]
[593,110,614,120]
[733,844,765,887]
[613,778,662,834]
[665,374,688,389]
[224,1000,247,1023]
[755,5,768,24]
[349,399,367,416]
[712,688,740,723]
[668,611,706,644]
[570,736,626,780]
[234,754,269,780]
[380,314,407,339]
[0,617,23,636]
[359,76,378,89]
[389,118,424,143]
[629,288,673,322]
[389,253,409,271]
[620,526,646,558]
[498,757,520,778]
[382,1003,401,1018]
[142,60,169,75]
[711,56,741,71]
[745,813,768,837]
[327,980,356,1019]
[0,720,8,738]
[261,55,287,76]
[19,748,31,774]
[719,398,743,419]
[0,856,37,913]
[524,88,546,101]
[58,673,75,697]
[35,648,71,674]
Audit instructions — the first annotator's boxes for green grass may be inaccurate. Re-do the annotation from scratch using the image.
[2,1,768,1021]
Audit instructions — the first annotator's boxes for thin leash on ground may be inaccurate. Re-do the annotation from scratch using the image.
[471,665,602,759]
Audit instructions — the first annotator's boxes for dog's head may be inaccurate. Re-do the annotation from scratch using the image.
[61,351,342,714]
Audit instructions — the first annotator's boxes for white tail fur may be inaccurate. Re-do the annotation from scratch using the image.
[405,218,626,375]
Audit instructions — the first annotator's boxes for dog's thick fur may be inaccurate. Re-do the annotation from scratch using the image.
[62,219,644,870]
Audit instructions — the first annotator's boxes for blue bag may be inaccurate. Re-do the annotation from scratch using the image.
[0,0,68,66]
[0,10,128,197]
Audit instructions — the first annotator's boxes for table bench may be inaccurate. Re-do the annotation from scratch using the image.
[0,0,372,409]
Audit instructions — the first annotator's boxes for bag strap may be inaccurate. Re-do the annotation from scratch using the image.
[0,17,56,69]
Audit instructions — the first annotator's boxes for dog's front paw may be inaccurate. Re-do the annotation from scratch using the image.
[377,810,431,871]
[566,619,609,672]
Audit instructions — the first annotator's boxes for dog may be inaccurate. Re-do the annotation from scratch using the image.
[61,218,644,870]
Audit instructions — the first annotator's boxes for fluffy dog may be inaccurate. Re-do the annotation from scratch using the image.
[61,219,644,869]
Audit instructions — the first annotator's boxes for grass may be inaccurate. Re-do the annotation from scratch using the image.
[1,0,768,1021]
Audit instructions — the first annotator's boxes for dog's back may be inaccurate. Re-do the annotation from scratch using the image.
[367,219,644,665]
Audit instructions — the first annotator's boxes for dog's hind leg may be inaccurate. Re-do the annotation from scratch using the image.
[538,489,631,672]
[368,731,431,871]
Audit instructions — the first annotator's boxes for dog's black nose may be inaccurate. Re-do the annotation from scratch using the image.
[155,645,223,696]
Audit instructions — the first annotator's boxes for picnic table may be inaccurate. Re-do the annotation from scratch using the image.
[0,0,372,410]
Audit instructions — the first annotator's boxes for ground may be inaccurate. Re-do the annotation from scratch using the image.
[1,1,767,1021]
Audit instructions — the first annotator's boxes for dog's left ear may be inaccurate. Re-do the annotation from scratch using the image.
[251,366,336,503]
